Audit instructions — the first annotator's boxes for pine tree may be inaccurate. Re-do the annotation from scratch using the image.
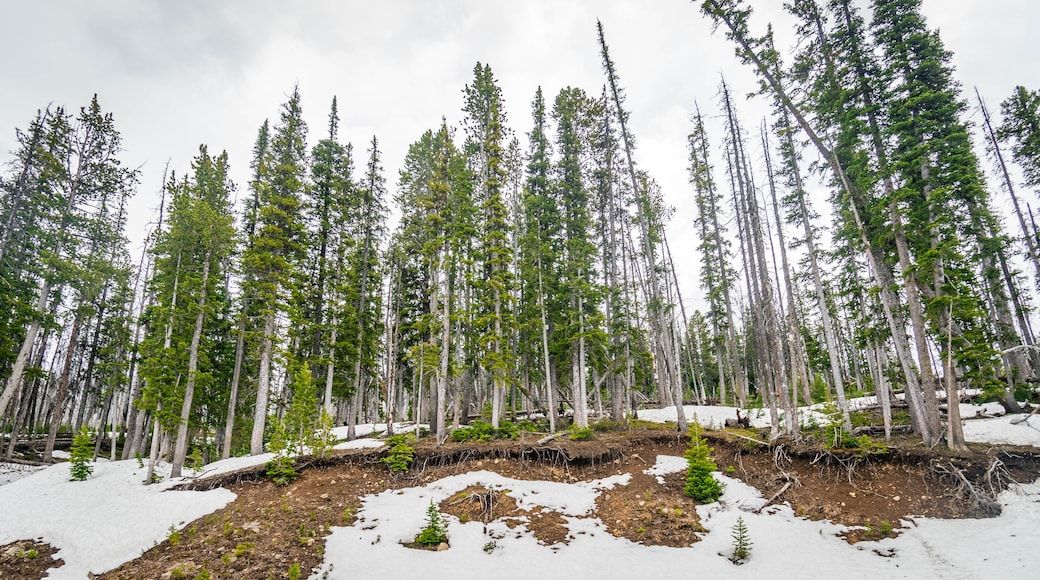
[552,87,600,429]
[243,87,309,455]
[159,147,237,478]
[463,63,515,428]
[998,86,1040,188]
[688,106,744,407]
[518,87,562,432]
[283,365,319,456]
[598,20,687,430]
[69,427,94,481]
[343,135,387,434]
[684,423,722,503]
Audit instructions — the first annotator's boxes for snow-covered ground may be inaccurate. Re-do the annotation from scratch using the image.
[314,458,1040,580]
[641,397,1040,448]
[0,458,235,579]
[1,406,1037,578]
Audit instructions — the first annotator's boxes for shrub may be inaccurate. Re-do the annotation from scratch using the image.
[568,426,595,441]
[311,410,336,459]
[382,434,414,472]
[415,501,448,546]
[69,427,94,481]
[188,448,205,474]
[288,563,301,580]
[450,420,520,442]
[265,455,297,486]
[684,424,723,503]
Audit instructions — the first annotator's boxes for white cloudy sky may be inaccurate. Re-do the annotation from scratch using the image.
[1,0,1036,310]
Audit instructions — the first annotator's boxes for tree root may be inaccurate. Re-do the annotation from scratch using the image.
[931,460,1002,517]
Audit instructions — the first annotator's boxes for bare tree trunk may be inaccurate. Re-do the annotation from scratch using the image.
[221,310,247,459]
[538,269,556,433]
[250,312,276,455]
[43,312,84,462]
[145,402,163,485]
[171,249,212,478]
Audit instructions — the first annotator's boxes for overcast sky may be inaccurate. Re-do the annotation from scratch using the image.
[2,0,1037,310]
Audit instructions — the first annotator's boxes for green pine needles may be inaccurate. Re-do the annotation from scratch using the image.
[69,427,94,481]
[415,501,448,546]
[730,515,752,564]
[265,419,297,486]
[382,434,415,473]
[684,423,723,503]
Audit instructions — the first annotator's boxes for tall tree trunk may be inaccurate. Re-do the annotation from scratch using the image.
[43,312,84,462]
[538,269,557,433]
[250,311,276,455]
[171,249,212,478]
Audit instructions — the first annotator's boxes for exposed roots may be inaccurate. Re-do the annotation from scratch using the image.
[931,460,1002,517]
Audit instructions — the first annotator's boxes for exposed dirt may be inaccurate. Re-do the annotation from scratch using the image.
[0,540,63,579]
[1,427,1036,579]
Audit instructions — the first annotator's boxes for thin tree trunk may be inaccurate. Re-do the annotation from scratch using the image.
[538,269,557,433]
[43,312,84,462]
[250,311,276,455]
[171,249,212,477]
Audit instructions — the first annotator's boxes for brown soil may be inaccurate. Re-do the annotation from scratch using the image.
[1,428,1035,579]
[0,540,63,579]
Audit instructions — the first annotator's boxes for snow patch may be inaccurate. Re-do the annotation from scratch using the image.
[0,458,235,579]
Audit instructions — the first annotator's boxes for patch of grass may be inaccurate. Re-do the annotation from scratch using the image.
[167,527,182,547]
[233,542,254,558]
[627,419,672,431]
[590,418,628,432]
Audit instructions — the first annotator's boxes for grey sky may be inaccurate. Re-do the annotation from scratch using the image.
[2,0,1037,310]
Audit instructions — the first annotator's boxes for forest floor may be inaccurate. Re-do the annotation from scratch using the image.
[2,424,1028,580]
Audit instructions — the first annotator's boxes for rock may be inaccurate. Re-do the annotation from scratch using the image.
[320,493,329,500]
[436,542,450,551]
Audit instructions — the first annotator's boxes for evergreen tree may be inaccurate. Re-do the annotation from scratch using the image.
[463,63,516,428]
[688,106,744,407]
[69,427,94,481]
[518,87,563,432]
[998,86,1040,188]
[553,87,601,429]
[243,87,309,455]
[148,147,238,478]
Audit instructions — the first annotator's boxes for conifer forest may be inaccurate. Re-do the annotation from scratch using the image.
[3,0,1040,481]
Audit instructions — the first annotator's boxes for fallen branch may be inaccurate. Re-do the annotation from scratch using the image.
[536,432,566,445]
[1,457,49,466]
[730,432,769,447]
[754,481,792,514]
[1010,405,1039,425]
